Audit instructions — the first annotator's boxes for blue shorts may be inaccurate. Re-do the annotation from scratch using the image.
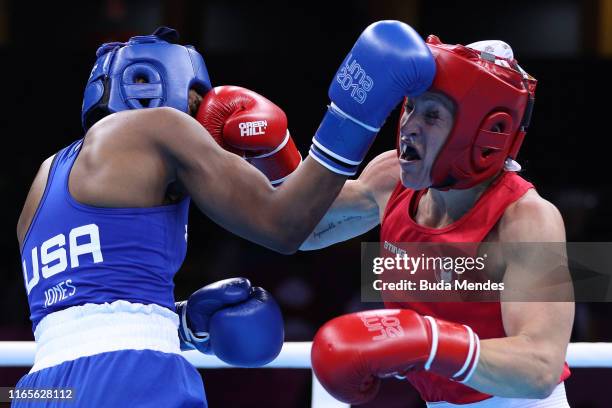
[12,349,206,407]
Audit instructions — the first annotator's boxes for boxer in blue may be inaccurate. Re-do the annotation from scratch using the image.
[15,22,436,406]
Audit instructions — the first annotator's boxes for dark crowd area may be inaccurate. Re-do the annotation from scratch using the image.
[0,0,611,406]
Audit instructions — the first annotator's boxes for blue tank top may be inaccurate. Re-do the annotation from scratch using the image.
[20,139,190,330]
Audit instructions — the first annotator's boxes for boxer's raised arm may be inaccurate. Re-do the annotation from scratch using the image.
[168,20,433,254]
[299,150,400,250]
[151,106,344,254]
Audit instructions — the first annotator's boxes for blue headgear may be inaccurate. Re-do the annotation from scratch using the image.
[82,27,212,130]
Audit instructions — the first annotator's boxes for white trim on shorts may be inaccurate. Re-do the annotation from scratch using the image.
[426,382,569,408]
[31,300,181,373]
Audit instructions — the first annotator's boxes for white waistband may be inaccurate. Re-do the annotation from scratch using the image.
[426,382,569,408]
[31,301,180,373]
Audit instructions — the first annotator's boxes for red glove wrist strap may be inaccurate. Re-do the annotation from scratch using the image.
[423,316,480,383]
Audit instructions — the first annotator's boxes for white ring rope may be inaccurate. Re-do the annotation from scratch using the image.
[0,341,610,408]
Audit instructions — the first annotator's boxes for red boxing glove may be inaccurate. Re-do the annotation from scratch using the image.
[196,86,302,185]
[311,309,480,405]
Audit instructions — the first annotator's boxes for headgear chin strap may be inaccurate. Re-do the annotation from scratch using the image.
[399,35,536,190]
[82,26,212,130]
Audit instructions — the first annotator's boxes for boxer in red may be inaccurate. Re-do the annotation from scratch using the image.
[303,37,573,407]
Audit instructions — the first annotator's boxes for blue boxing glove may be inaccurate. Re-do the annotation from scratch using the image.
[176,277,284,367]
[310,20,435,175]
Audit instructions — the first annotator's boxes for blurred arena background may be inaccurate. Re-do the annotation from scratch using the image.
[1,0,611,406]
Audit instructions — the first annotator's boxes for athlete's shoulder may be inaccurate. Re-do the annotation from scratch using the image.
[498,188,565,242]
[83,107,208,155]
[88,107,186,136]
[40,154,56,170]
[358,150,401,208]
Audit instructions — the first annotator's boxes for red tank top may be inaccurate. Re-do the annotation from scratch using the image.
[380,172,570,403]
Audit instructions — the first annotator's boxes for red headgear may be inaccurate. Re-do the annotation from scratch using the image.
[399,35,537,190]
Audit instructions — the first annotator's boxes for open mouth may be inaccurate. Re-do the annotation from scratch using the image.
[400,143,422,162]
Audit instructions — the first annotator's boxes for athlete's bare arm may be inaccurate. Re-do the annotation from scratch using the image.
[158,108,347,253]
[18,108,348,254]
[465,190,574,398]
[135,107,351,254]
[299,150,400,250]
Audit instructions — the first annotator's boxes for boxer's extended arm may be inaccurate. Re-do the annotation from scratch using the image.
[149,107,345,254]
[464,195,574,398]
[165,19,433,254]
[299,150,400,250]
[76,21,432,255]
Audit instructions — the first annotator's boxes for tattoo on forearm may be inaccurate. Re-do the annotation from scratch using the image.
[313,215,364,239]
[314,223,336,239]
[338,215,363,225]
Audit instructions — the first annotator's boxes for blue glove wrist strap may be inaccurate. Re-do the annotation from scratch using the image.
[310,104,378,175]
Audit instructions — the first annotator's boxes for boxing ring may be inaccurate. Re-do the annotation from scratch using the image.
[1,342,611,407]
